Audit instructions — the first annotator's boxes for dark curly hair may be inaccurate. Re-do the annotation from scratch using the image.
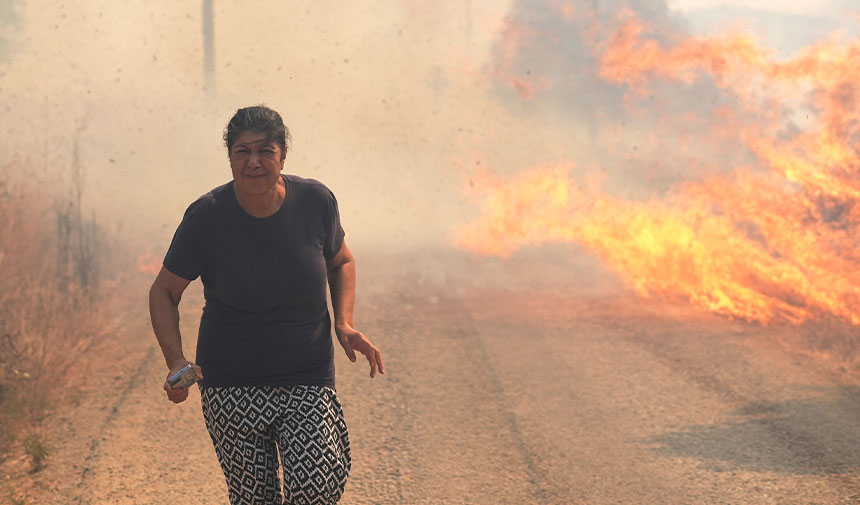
[223,105,291,154]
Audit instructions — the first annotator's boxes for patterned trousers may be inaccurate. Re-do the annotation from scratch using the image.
[201,385,351,505]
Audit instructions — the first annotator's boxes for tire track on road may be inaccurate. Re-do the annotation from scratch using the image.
[439,295,550,505]
[625,323,860,485]
[76,345,157,501]
[345,278,550,504]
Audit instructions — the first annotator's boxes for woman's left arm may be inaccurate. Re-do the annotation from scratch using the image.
[327,243,384,378]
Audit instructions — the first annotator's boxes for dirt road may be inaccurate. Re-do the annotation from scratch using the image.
[20,251,860,504]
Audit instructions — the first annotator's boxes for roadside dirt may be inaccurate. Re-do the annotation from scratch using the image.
[5,250,860,504]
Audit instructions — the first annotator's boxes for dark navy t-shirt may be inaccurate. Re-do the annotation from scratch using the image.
[163,174,345,388]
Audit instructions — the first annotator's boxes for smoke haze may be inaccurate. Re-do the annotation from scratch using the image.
[3,1,514,253]
[2,0,858,258]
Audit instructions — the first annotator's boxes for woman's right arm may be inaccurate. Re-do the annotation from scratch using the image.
[149,266,201,403]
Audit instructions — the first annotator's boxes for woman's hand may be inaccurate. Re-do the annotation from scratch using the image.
[336,323,384,378]
[327,243,382,378]
[162,361,204,404]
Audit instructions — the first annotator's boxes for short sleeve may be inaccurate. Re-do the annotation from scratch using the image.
[323,189,346,260]
[163,202,208,280]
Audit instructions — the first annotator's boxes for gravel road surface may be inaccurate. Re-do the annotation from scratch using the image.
[21,251,860,504]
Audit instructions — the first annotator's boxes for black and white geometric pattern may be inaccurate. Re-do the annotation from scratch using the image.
[201,385,351,505]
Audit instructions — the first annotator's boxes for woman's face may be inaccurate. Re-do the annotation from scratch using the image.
[229,130,286,195]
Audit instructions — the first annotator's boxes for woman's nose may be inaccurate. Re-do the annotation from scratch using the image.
[246,153,262,168]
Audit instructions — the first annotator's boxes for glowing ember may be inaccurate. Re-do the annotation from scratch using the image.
[457,9,860,326]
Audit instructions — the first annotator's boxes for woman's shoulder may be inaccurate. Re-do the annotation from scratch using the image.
[285,174,337,200]
[183,181,233,218]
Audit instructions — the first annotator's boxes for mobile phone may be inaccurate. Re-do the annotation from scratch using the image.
[167,364,197,389]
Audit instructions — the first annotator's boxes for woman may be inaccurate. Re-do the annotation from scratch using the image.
[149,105,383,505]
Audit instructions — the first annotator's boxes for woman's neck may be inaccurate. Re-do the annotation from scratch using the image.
[234,176,286,218]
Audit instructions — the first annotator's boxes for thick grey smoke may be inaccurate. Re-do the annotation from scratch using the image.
[489,0,684,121]
[493,0,764,193]
[483,0,757,198]
[482,0,860,202]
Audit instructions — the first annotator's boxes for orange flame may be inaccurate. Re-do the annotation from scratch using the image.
[136,250,162,276]
[457,9,860,326]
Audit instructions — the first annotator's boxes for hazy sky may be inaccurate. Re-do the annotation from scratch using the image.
[1,0,858,254]
[673,0,819,11]
[672,1,860,66]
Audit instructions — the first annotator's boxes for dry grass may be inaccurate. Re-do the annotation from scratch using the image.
[0,167,127,463]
